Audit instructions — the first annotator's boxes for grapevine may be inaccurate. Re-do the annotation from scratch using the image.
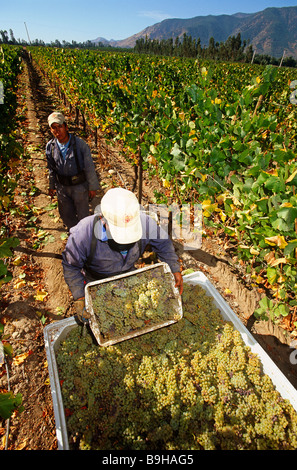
[56,283,297,450]
[0,45,22,283]
[31,46,297,331]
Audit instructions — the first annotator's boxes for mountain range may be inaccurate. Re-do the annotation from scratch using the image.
[92,6,297,59]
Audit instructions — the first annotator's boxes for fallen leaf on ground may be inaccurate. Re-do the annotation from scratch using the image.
[34,290,48,301]
[13,351,30,366]
[13,280,26,289]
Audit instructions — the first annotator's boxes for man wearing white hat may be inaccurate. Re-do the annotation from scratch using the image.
[62,188,183,321]
[46,111,100,230]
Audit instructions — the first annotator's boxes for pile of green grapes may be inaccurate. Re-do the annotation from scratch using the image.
[56,283,297,450]
[88,267,181,342]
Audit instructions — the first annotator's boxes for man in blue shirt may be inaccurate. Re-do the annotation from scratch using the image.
[46,111,100,230]
[62,188,183,321]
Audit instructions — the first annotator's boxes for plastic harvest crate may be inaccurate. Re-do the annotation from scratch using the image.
[44,270,297,450]
[84,262,183,346]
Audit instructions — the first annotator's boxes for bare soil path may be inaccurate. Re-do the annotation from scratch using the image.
[1,54,297,450]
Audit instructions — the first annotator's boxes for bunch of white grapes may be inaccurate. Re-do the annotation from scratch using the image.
[89,269,179,340]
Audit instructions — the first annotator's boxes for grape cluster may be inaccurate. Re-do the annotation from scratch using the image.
[89,267,180,341]
[56,283,297,450]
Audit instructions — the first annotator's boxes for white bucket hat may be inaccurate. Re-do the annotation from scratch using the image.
[48,111,66,127]
[101,188,142,244]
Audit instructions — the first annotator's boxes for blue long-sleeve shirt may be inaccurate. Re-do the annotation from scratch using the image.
[46,134,100,190]
[62,212,181,300]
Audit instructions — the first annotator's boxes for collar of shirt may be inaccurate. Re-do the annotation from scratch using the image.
[57,134,71,160]
[101,225,128,258]
[101,224,108,241]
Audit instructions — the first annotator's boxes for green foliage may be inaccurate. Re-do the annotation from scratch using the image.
[0,45,21,287]
[0,392,23,420]
[254,296,290,322]
[0,324,24,420]
[31,46,297,329]
[0,238,20,285]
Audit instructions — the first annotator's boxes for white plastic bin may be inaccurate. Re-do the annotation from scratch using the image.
[44,271,297,450]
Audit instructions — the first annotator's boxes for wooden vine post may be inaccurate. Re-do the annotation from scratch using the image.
[252,94,264,118]
[137,132,145,204]
[138,143,143,205]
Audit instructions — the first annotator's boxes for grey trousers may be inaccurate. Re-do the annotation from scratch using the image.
[56,182,89,230]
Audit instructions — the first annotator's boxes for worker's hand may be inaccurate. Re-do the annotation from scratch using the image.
[173,272,183,295]
[89,190,96,201]
[49,188,56,198]
[74,297,91,324]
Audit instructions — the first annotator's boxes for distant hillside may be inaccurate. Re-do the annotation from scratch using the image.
[92,6,297,59]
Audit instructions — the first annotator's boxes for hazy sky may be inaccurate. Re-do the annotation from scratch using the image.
[2,0,297,44]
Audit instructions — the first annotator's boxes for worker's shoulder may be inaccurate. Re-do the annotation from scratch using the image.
[72,134,90,151]
[45,138,54,150]
[70,214,97,235]
[140,210,158,224]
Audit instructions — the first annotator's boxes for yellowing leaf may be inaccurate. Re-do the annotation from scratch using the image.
[16,439,28,450]
[202,199,220,217]
[36,230,48,239]
[14,280,26,289]
[162,179,171,189]
[93,118,101,127]
[265,235,287,249]
[147,155,157,166]
[12,256,22,266]
[13,351,29,366]
[277,274,286,283]
[286,169,297,183]
[34,290,48,302]
[202,199,212,208]
[263,169,278,176]
[1,196,10,209]
[264,251,276,265]
[281,202,293,207]
[200,174,207,182]
[155,132,161,144]
[270,258,287,266]
[55,306,65,315]
[216,192,228,204]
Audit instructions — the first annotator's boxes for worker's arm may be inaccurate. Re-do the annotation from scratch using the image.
[74,297,91,323]
[62,216,94,300]
[173,272,183,295]
[76,137,100,191]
